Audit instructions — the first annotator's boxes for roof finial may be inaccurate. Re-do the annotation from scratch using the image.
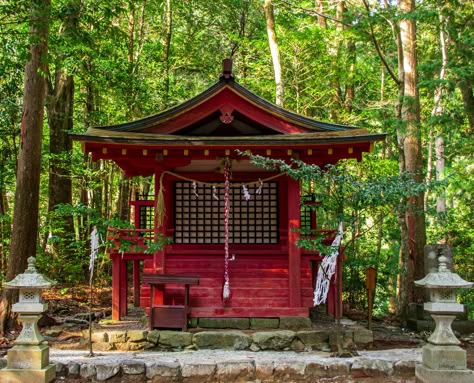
[220,59,234,81]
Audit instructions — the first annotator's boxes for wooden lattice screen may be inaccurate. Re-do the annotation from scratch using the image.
[174,181,279,244]
[138,205,154,230]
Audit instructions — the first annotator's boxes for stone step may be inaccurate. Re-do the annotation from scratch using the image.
[51,336,413,383]
[189,306,310,317]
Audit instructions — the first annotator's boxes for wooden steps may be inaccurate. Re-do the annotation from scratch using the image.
[139,253,315,318]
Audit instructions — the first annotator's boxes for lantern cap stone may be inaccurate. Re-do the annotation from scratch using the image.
[415,255,473,289]
[4,257,56,289]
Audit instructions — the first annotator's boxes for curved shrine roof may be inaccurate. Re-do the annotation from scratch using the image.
[71,61,385,175]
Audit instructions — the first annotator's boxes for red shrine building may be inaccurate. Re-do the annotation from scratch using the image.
[72,60,384,327]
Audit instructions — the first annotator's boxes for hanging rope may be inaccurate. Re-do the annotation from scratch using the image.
[154,169,286,226]
[313,222,344,306]
[223,157,231,303]
[155,173,166,227]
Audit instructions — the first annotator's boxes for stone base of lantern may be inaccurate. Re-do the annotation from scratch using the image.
[416,343,474,383]
[416,364,474,383]
[0,365,56,383]
[422,343,467,369]
[0,344,55,383]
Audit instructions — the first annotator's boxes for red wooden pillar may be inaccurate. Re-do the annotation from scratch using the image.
[336,254,343,318]
[287,178,302,307]
[120,258,128,317]
[111,253,121,320]
[325,253,343,318]
[133,260,141,307]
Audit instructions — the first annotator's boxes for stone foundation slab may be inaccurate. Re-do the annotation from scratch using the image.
[0,363,55,383]
[416,364,474,383]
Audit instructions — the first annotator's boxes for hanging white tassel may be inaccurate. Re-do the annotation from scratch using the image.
[223,280,230,299]
[192,181,199,198]
[212,185,219,200]
[89,226,99,284]
[242,184,251,201]
[313,222,344,305]
[256,178,263,194]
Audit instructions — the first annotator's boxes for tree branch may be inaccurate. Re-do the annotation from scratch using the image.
[276,0,400,85]
[361,0,399,85]
[277,0,353,30]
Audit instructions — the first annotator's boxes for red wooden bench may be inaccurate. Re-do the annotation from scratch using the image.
[142,273,200,331]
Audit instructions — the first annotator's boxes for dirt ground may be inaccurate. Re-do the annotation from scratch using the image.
[0,284,472,371]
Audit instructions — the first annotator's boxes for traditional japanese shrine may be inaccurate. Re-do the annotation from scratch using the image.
[72,60,385,325]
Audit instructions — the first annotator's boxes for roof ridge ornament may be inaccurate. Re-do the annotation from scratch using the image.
[220,58,234,81]
[219,105,234,124]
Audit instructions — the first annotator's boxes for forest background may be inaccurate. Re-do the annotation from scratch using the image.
[0,0,472,331]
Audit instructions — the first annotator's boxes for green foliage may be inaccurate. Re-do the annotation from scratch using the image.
[0,0,472,319]
[242,150,436,314]
[143,234,174,254]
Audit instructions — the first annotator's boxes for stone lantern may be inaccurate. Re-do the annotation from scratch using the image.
[0,256,56,383]
[414,246,474,383]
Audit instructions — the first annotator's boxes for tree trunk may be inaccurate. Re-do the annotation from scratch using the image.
[118,171,130,221]
[392,4,412,320]
[314,0,327,28]
[425,12,448,211]
[163,0,172,105]
[264,0,284,107]
[344,40,356,113]
[435,136,446,215]
[0,189,8,279]
[0,0,51,335]
[459,80,474,132]
[399,0,426,305]
[46,68,74,232]
[80,58,99,246]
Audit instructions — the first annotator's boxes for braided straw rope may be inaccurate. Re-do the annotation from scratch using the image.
[155,169,286,226]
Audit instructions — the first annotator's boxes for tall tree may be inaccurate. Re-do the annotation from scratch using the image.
[264,0,284,106]
[163,0,173,105]
[397,0,426,310]
[45,2,80,256]
[0,0,51,334]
